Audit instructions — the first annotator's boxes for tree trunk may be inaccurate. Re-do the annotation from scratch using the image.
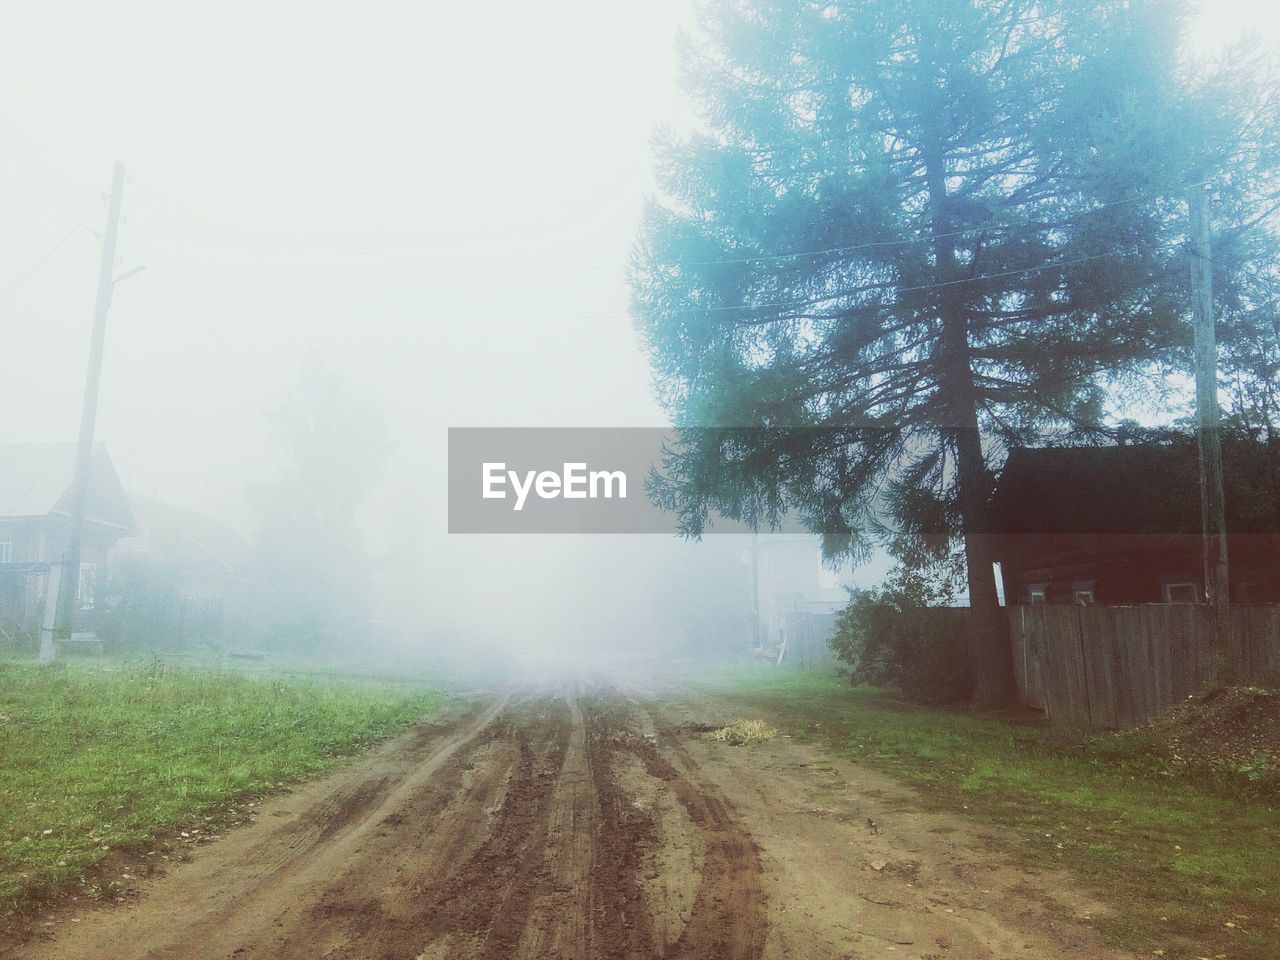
[952,425,1015,708]
[922,131,1017,709]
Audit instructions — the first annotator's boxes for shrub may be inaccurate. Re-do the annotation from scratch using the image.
[829,568,971,704]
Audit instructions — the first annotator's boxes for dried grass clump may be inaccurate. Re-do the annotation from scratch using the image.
[706,719,779,746]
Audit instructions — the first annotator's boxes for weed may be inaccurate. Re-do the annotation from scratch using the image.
[705,719,778,746]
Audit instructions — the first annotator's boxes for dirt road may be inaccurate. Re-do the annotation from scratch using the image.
[15,673,1130,959]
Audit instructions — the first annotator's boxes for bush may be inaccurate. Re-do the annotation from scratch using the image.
[829,568,972,704]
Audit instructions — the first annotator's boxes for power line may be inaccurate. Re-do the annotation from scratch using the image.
[0,200,104,303]
[694,245,1170,317]
[130,189,626,272]
[120,221,279,400]
[0,115,106,198]
[131,200,1181,319]
[124,188,612,319]
[119,170,1198,321]
[231,271,631,315]
[125,214,634,324]
[0,175,77,221]
[130,174,1205,273]
[221,243,1171,320]
[676,182,1205,268]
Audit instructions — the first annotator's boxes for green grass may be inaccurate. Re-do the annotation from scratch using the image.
[0,659,444,918]
[702,667,1280,960]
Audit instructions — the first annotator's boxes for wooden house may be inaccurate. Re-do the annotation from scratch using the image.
[0,443,136,640]
[989,442,1280,606]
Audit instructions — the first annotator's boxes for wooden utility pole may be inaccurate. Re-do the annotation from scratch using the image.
[750,531,761,651]
[1188,182,1231,679]
[40,162,126,664]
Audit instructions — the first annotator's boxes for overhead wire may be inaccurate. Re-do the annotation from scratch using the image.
[15,162,1206,323]
[118,220,279,401]
[222,242,1177,320]
[128,173,1206,272]
[0,199,104,303]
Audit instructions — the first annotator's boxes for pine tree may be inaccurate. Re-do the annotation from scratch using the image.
[631,0,1279,705]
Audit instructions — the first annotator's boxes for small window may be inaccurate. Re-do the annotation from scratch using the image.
[1027,583,1048,605]
[0,539,11,563]
[1163,581,1200,604]
[77,562,96,610]
[1072,579,1096,606]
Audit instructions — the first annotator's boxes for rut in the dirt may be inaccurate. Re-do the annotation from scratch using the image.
[583,696,768,960]
[293,697,566,959]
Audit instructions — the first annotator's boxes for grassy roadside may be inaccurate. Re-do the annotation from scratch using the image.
[0,660,445,920]
[702,668,1279,960]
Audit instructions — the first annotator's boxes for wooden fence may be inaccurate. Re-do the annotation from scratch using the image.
[1010,604,1280,727]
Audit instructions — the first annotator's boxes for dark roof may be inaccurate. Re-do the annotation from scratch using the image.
[987,442,1280,538]
[0,443,136,531]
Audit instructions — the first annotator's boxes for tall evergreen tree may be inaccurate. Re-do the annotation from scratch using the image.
[631,0,1279,704]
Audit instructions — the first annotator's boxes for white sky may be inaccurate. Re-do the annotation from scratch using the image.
[0,1,1276,612]
[0,0,697,509]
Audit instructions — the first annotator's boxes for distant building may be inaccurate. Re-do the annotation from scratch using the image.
[110,494,258,643]
[755,535,846,631]
[0,443,136,640]
[989,443,1280,606]
[753,535,850,666]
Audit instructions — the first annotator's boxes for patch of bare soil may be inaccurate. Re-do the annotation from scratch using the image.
[641,682,1137,960]
[6,671,1137,960]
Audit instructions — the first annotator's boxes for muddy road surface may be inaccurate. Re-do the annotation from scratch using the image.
[15,673,1130,959]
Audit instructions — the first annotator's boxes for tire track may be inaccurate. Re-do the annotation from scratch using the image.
[582,698,661,960]
[584,686,768,960]
[513,679,599,960]
[642,716,767,960]
[411,698,573,960]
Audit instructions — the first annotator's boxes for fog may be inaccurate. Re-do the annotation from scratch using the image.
[2,1,1276,666]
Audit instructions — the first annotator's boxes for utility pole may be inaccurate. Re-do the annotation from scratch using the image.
[751,531,761,652]
[1188,182,1231,679]
[40,162,126,664]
